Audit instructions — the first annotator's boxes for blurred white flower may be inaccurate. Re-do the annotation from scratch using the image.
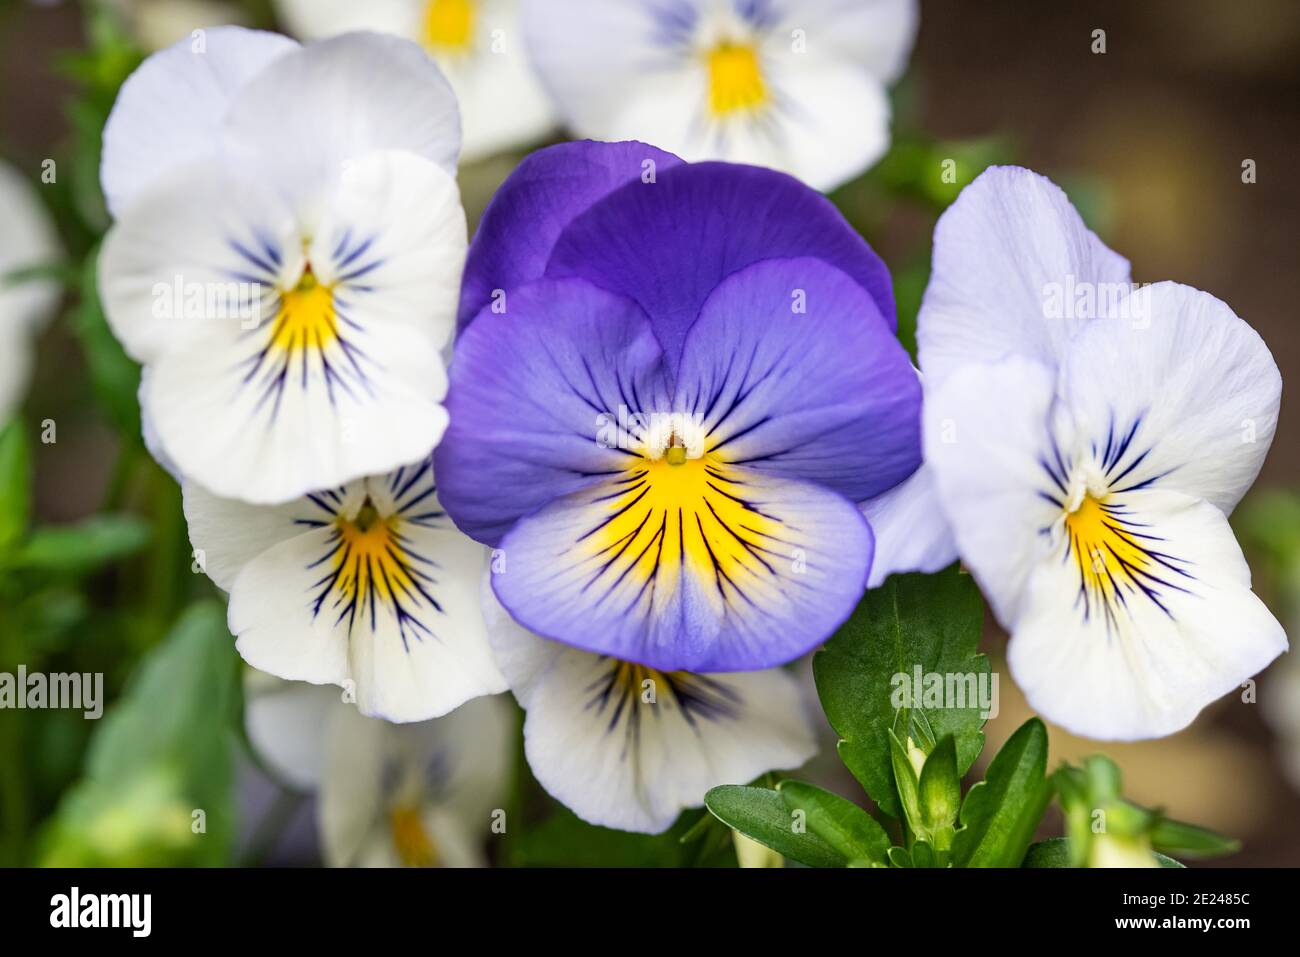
[105,0,248,52]
[98,27,466,504]
[0,160,61,421]
[483,578,817,834]
[185,459,506,722]
[520,0,919,191]
[273,0,555,162]
[245,675,513,867]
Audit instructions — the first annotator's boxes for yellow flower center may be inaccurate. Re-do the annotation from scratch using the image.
[706,42,768,117]
[585,453,784,597]
[333,501,415,606]
[1063,494,1152,608]
[271,268,338,356]
[422,0,476,52]
[389,805,439,867]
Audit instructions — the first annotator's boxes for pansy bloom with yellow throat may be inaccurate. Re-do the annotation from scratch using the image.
[919,166,1286,740]
[520,0,918,191]
[272,0,555,162]
[98,27,466,504]
[434,140,945,673]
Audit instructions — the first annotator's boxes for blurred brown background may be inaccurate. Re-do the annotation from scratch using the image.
[2,0,1296,864]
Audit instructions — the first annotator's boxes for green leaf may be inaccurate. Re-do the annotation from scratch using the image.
[813,567,989,817]
[888,728,923,833]
[38,602,239,866]
[11,514,149,575]
[886,846,912,868]
[777,780,890,866]
[705,785,846,868]
[0,420,31,553]
[1149,818,1240,859]
[951,718,1052,868]
[919,735,961,832]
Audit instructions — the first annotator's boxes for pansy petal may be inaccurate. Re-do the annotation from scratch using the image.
[917,166,1132,387]
[182,479,334,591]
[101,26,298,217]
[0,160,62,334]
[222,31,461,208]
[435,277,670,545]
[1010,489,1287,740]
[273,0,414,38]
[243,674,339,791]
[675,256,919,501]
[545,160,897,372]
[484,585,816,833]
[859,461,958,587]
[923,356,1064,626]
[765,0,919,83]
[1057,282,1281,516]
[458,139,683,329]
[492,463,873,672]
[107,150,460,503]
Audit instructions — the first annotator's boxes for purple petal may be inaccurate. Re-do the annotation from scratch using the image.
[492,464,874,671]
[458,140,683,330]
[545,161,896,376]
[675,257,920,501]
[434,277,670,546]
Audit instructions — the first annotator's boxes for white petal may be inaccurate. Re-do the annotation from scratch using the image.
[272,0,415,39]
[182,480,326,591]
[1009,489,1287,740]
[923,356,1064,626]
[484,586,816,834]
[226,469,506,722]
[860,461,958,588]
[318,693,513,866]
[242,672,340,791]
[917,166,1132,388]
[768,0,919,83]
[0,159,62,336]
[345,526,507,723]
[1057,282,1281,515]
[222,31,461,210]
[104,151,462,503]
[229,526,354,686]
[100,26,298,217]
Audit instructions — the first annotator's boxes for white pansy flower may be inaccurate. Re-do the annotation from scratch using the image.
[0,160,61,420]
[520,0,919,191]
[98,27,466,504]
[483,579,816,834]
[918,166,1287,741]
[245,675,512,867]
[185,459,506,722]
[272,0,555,162]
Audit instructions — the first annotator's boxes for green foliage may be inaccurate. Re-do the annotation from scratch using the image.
[813,567,988,817]
[950,718,1051,867]
[0,420,31,554]
[705,785,847,868]
[37,602,240,866]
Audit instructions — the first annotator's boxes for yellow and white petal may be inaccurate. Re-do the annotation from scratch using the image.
[923,356,1065,626]
[484,586,817,834]
[100,26,298,217]
[224,464,506,722]
[222,31,461,211]
[104,150,463,503]
[242,673,340,791]
[1010,489,1286,740]
[1057,282,1281,516]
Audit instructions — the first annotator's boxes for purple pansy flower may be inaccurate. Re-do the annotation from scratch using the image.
[435,140,945,671]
